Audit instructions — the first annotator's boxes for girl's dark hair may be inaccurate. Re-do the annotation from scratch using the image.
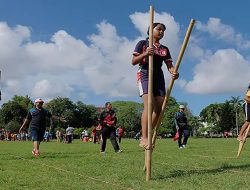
[105,102,111,107]
[147,23,166,35]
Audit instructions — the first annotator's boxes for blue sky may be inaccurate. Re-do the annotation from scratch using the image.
[0,0,250,116]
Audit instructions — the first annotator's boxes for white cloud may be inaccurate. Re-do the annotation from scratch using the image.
[183,17,250,95]
[6,80,22,93]
[129,11,181,58]
[1,12,250,105]
[185,49,250,94]
[1,18,156,102]
[196,17,250,49]
[32,79,73,98]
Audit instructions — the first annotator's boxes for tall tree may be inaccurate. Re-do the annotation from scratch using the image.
[112,101,142,137]
[188,116,203,136]
[160,97,179,135]
[218,101,235,132]
[200,103,222,133]
[229,96,244,135]
[74,101,98,128]
[45,97,75,129]
[0,95,32,132]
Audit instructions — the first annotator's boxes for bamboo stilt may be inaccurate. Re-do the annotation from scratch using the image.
[143,149,147,172]
[237,124,250,157]
[152,19,196,148]
[145,5,154,182]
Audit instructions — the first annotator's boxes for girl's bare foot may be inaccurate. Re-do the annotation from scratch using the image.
[139,139,149,149]
[237,136,243,142]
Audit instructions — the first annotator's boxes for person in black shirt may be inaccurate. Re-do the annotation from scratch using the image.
[99,102,122,153]
[175,105,190,149]
[19,98,65,157]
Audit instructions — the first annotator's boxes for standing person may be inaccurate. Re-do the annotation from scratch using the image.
[0,128,3,140]
[135,131,141,140]
[62,131,67,143]
[117,127,124,144]
[56,129,62,143]
[66,125,74,143]
[175,105,189,149]
[96,123,102,144]
[81,128,89,142]
[91,127,97,144]
[237,84,250,141]
[132,23,179,148]
[43,129,49,142]
[19,98,65,157]
[99,102,122,153]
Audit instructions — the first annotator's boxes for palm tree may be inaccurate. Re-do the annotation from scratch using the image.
[229,96,244,135]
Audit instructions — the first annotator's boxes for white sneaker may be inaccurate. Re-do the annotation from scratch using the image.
[179,146,183,149]
[116,149,123,153]
[182,145,186,148]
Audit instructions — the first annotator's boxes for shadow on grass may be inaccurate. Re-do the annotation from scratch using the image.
[39,152,87,159]
[155,163,250,180]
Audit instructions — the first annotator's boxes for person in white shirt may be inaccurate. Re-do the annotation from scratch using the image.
[66,125,74,143]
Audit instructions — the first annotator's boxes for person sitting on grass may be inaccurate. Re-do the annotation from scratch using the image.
[19,98,65,157]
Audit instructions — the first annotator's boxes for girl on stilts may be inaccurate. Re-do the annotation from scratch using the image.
[132,23,179,148]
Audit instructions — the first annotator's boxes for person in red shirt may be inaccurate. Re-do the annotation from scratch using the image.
[99,102,122,153]
[117,127,124,143]
[91,127,97,143]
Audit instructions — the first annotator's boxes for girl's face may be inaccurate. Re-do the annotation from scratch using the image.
[106,103,112,111]
[153,24,165,40]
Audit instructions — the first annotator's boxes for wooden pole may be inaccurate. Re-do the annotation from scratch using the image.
[237,124,250,157]
[145,5,154,182]
[152,19,196,148]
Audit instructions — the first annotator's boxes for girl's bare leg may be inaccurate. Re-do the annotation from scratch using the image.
[140,95,164,146]
[140,94,148,146]
[152,96,164,128]
[238,121,250,141]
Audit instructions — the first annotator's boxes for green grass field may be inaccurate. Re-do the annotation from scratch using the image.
[1,138,250,190]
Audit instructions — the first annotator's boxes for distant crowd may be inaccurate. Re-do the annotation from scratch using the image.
[0,126,124,144]
[0,127,31,141]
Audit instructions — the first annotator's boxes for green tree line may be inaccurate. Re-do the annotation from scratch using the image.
[0,95,245,137]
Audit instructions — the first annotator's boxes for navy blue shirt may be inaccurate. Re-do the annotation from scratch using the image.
[26,108,52,129]
[175,111,188,128]
[133,39,172,81]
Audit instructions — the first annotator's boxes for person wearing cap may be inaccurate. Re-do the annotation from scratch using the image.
[98,102,122,153]
[19,98,65,157]
[237,84,250,141]
[175,105,190,149]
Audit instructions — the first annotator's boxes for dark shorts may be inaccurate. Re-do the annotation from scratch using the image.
[31,127,45,141]
[243,102,250,122]
[137,70,166,97]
